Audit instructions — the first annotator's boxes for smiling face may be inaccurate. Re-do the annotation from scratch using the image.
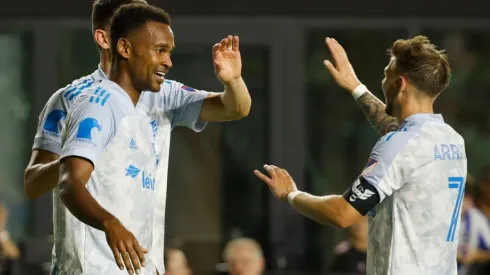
[124,21,174,92]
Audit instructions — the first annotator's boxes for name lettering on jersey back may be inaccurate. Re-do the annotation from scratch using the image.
[434,143,466,161]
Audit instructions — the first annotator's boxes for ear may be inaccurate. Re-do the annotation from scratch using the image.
[94,29,110,50]
[399,76,407,93]
[116,38,131,59]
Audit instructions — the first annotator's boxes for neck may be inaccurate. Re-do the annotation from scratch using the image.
[99,50,111,76]
[395,90,435,122]
[108,61,141,106]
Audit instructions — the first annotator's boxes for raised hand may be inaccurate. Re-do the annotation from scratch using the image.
[323,37,362,92]
[103,219,148,275]
[254,165,298,202]
[212,35,242,84]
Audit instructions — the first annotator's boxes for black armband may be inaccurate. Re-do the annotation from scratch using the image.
[342,177,380,216]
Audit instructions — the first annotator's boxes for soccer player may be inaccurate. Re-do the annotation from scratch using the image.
[56,4,169,274]
[24,0,250,274]
[254,36,467,275]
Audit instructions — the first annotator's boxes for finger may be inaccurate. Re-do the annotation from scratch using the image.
[281,169,290,177]
[233,36,239,51]
[326,37,342,64]
[269,165,285,176]
[110,245,125,271]
[264,165,278,179]
[219,38,227,51]
[126,242,141,274]
[331,38,348,60]
[254,170,272,185]
[226,35,233,50]
[132,240,146,268]
[323,60,339,77]
[212,43,220,58]
[118,243,134,275]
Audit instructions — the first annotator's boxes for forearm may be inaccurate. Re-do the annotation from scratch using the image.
[59,179,116,231]
[220,77,251,118]
[24,160,60,199]
[476,250,490,262]
[356,92,399,136]
[290,193,348,228]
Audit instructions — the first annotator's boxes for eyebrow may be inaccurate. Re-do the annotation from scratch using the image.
[155,43,175,51]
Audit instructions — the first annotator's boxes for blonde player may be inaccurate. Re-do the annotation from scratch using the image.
[255,36,467,275]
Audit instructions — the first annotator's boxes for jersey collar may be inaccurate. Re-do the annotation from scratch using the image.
[91,64,108,81]
[399,113,444,129]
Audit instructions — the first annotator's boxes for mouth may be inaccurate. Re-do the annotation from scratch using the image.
[154,71,166,83]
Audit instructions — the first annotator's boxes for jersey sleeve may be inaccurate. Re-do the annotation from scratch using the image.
[164,81,209,131]
[360,131,418,202]
[60,97,115,167]
[32,89,67,155]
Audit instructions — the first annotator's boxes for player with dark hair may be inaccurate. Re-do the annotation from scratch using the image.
[256,36,466,275]
[25,1,250,274]
[25,0,147,200]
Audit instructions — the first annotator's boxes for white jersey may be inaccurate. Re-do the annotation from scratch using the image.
[362,114,467,275]
[33,66,209,274]
[57,79,157,274]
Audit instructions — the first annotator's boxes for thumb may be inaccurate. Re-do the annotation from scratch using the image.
[323,60,339,77]
[142,247,149,253]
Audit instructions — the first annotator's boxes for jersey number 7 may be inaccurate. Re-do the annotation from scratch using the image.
[446,177,465,242]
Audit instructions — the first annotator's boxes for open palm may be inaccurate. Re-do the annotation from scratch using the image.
[212,35,242,83]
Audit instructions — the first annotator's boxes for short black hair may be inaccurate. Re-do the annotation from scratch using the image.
[91,0,148,33]
[110,3,171,56]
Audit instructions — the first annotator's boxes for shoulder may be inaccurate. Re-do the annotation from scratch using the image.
[45,75,98,110]
[373,130,419,157]
[68,83,115,116]
[60,75,98,101]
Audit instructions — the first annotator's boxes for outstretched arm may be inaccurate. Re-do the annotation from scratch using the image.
[323,37,399,136]
[199,35,251,122]
[253,165,370,228]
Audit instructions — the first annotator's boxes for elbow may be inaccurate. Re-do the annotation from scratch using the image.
[230,99,252,120]
[328,212,354,229]
[58,178,72,204]
[232,108,249,120]
[333,218,352,229]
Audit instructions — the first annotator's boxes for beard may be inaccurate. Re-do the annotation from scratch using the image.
[385,101,394,116]
[384,78,401,117]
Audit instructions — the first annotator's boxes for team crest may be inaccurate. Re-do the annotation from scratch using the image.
[361,158,378,176]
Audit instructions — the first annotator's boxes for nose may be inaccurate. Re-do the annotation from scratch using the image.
[163,54,173,70]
